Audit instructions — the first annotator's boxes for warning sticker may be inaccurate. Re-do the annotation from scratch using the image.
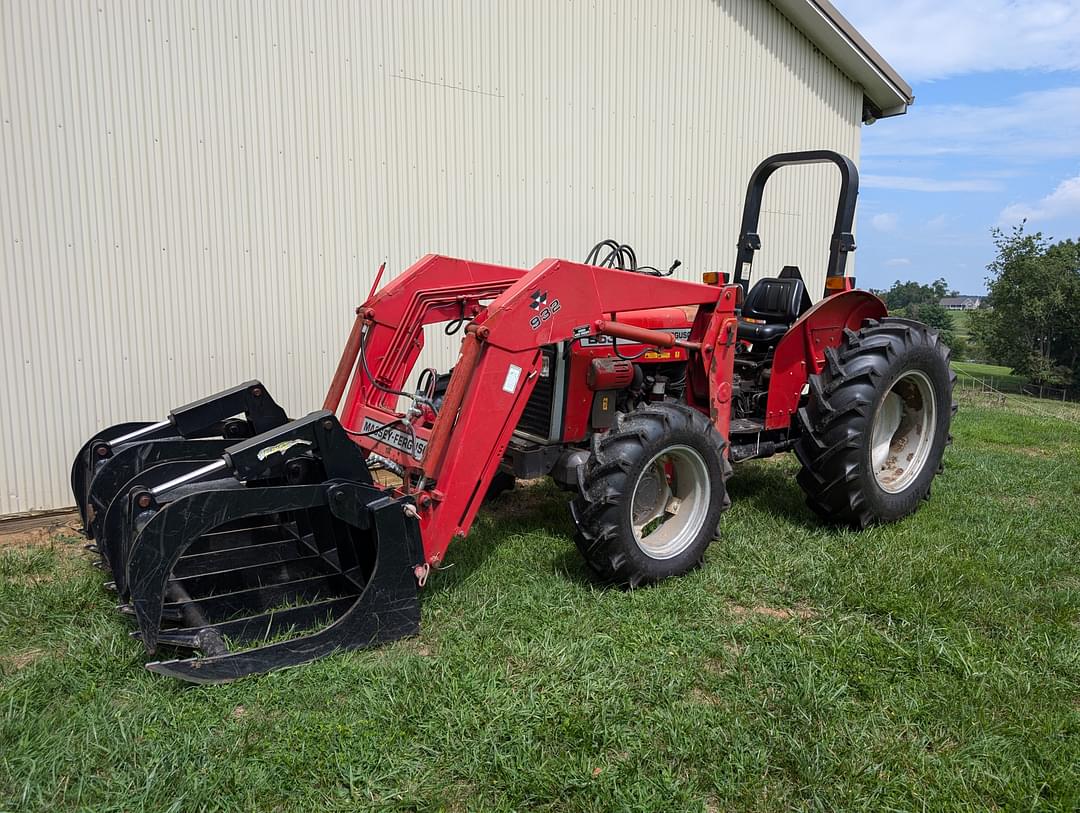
[502,364,523,394]
[256,439,312,461]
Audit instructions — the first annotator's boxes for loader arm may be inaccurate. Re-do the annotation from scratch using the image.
[340,257,741,566]
[335,254,527,422]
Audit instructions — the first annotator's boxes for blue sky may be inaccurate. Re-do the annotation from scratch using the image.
[834,0,1080,295]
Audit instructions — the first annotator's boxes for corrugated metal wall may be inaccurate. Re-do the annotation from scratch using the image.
[0,0,862,515]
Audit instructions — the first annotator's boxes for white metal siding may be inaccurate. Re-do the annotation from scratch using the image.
[0,0,862,515]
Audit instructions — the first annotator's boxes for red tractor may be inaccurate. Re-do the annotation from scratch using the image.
[71,151,956,682]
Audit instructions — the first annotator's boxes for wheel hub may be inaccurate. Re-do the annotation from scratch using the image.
[629,445,711,560]
[871,370,937,493]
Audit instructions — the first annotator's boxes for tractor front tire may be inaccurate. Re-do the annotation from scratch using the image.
[794,317,956,528]
[571,402,732,587]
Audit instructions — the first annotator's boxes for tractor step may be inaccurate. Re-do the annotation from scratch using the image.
[728,417,764,434]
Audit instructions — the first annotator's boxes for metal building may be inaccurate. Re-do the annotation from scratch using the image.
[0,0,910,516]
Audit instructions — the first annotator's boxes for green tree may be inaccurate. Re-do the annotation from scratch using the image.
[877,278,956,313]
[871,279,959,347]
[969,226,1080,385]
[912,301,957,347]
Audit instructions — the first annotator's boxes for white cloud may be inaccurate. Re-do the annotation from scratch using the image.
[862,87,1080,162]
[925,214,948,229]
[863,175,1000,193]
[999,172,1080,224]
[870,212,899,231]
[885,258,912,267]
[835,0,1080,81]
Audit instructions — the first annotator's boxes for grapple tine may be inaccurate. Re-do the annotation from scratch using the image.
[170,537,318,580]
[126,484,333,649]
[142,495,421,684]
[182,522,302,554]
[160,572,355,626]
[139,596,355,650]
[165,554,333,600]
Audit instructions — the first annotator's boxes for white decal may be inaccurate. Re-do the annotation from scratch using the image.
[502,364,523,394]
[529,298,561,330]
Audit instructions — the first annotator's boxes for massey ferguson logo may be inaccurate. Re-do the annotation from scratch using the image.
[529,290,560,329]
[360,418,427,457]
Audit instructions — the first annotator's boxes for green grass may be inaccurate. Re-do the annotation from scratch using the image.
[949,310,971,343]
[953,361,1030,393]
[3,395,1080,811]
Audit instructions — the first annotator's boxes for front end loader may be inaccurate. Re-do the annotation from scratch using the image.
[72,151,956,682]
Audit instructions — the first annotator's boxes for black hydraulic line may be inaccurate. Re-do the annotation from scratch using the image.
[444,299,468,335]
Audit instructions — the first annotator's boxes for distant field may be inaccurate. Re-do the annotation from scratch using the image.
[952,361,1028,392]
[949,310,972,341]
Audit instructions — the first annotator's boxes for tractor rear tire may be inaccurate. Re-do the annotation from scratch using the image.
[794,317,956,528]
[571,402,732,587]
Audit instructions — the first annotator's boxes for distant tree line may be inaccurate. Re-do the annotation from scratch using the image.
[969,227,1080,388]
[871,277,961,351]
[871,227,1080,388]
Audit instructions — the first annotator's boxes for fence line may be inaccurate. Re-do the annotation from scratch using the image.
[954,368,1078,403]
[957,373,1080,427]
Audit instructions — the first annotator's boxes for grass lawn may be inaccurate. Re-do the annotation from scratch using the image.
[3,394,1080,811]
[949,310,971,343]
[952,361,1029,393]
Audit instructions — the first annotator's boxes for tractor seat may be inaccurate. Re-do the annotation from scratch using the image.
[736,273,809,345]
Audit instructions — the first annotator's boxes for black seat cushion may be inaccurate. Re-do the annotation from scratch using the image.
[736,320,790,343]
[736,276,807,345]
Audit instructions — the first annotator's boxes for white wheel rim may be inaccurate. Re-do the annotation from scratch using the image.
[629,445,711,560]
[871,369,937,493]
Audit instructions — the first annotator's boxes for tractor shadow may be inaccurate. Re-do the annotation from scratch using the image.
[723,458,824,531]
[420,479,584,596]
[425,463,826,597]
[546,459,827,588]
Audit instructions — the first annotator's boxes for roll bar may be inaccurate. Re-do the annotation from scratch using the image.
[732,150,859,298]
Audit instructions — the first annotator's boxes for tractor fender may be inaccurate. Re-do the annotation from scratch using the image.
[763,289,886,430]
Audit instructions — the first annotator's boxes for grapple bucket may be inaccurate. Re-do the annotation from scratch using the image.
[73,406,423,683]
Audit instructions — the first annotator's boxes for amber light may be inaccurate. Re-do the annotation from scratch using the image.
[701,271,727,285]
[825,276,852,291]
